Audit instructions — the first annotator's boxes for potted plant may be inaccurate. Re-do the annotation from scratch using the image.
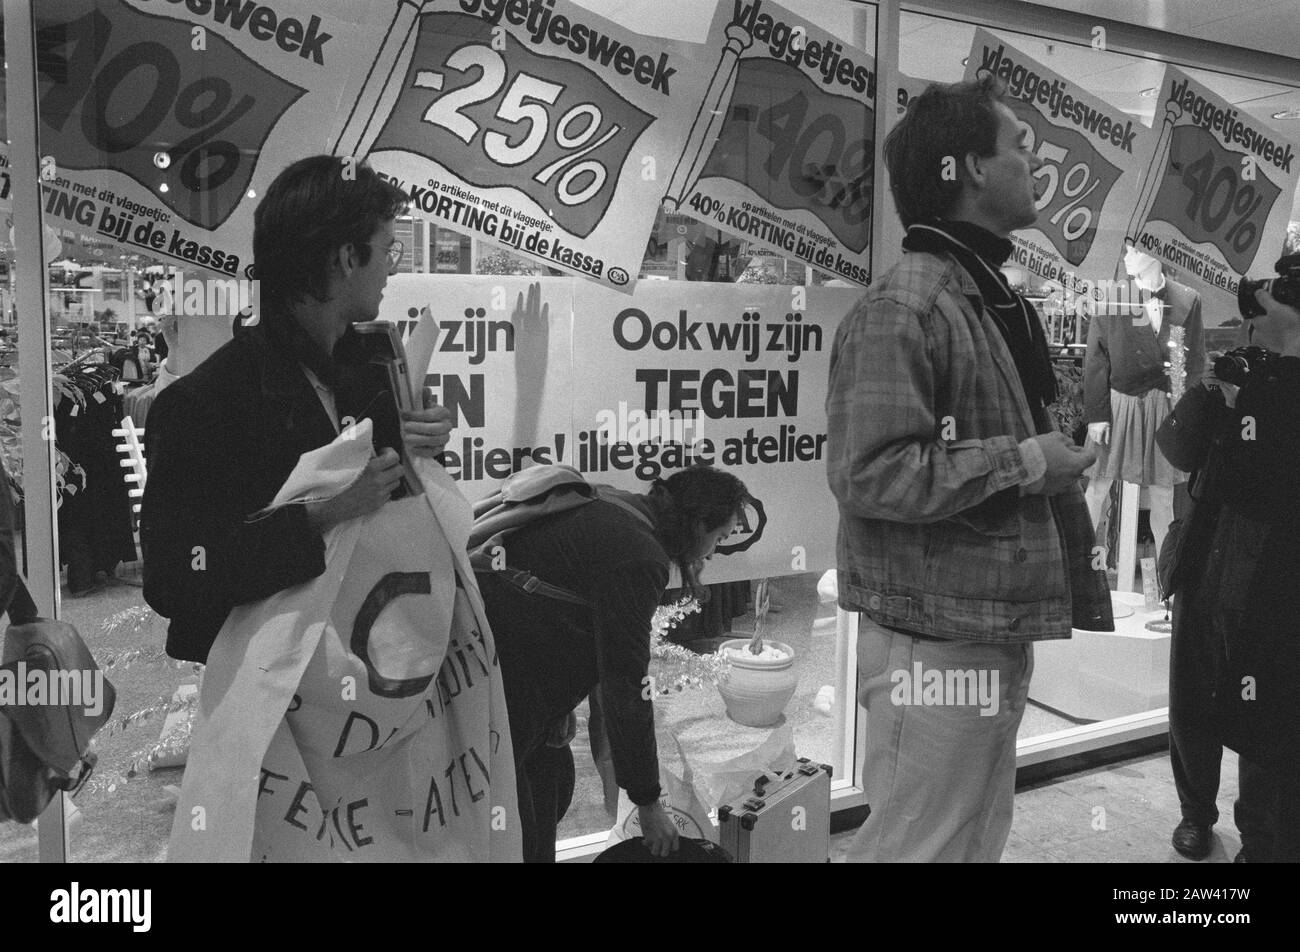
[716,579,799,727]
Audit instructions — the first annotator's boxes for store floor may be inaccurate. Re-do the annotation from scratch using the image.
[830,749,1244,863]
[2,571,1240,863]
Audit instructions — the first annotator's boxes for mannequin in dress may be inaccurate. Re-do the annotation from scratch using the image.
[1083,247,1205,557]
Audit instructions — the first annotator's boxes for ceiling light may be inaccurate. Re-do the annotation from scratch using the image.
[1272,108,1300,120]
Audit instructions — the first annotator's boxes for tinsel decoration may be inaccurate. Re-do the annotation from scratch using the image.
[85,690,199,794]
[645,596,731,700]
[1168,324,1187,401]
[84,604,202,796]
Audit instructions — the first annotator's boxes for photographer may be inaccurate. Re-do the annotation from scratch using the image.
[1157,274,1300,863]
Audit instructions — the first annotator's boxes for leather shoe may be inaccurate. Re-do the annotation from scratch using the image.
[1171,819,1213,860]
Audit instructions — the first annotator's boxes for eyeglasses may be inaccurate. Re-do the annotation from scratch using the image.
[371,239,403,272]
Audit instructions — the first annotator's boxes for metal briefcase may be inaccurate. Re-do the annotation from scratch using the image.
[717,758,831,863]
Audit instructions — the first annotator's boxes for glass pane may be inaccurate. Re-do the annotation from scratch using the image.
[891,13,1300,749]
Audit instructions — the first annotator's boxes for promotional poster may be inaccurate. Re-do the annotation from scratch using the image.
[668,0,876,287]
[1127,65,1299,321]
[966,29,1153,301]
[27,0,389,276]
[360,0,716,293]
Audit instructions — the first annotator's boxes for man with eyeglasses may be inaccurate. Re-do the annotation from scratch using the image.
[142,155,453,665]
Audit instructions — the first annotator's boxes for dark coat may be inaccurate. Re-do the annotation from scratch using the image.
[478,488,675,806]
[1085,278,1205,424]
[140,316,402,663]
[1157,357,1300,777]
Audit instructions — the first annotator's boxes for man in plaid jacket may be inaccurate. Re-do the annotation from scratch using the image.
[826,75,1113,862]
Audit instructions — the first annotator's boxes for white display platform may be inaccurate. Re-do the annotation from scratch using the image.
[1029,591,1170,721]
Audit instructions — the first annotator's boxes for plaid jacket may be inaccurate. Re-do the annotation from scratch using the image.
[826,249,1113,643]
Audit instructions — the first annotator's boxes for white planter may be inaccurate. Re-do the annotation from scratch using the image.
[716,638,799,728]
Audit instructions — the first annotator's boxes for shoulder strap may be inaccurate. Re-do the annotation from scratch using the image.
[591,487,653,529]
[5,575,41,626]
[490,568,589,607]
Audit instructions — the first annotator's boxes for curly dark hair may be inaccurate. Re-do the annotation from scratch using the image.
[884,73,1009,228]
[252,155,408,312]
[655,465,750,558]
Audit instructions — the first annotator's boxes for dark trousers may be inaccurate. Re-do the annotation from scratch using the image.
[517,742,576,863]
[1169,596,1223,826]
[508,683,577,864]
[1237,757,1300,862]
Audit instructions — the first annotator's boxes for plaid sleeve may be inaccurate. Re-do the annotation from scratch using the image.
[826,295,1030,523]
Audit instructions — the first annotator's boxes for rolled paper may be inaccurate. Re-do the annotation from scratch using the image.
[662,23,754,212]
[1126,99,1184,248]
[334,0,432,160]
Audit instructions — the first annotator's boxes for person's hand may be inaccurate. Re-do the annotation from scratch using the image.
[303,447,403,531]
[1200,361,1241,409]
[637,802,680,858]
[1087,421,1110,445]
[1031,431,1096,495]
[401,392,454,459]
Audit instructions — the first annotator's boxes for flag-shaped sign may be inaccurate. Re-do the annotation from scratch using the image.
[34,0,306,231]
[371,13,654,240]
[964,29,1152,296]
[1007,99,1122,267]
[668,0,876,286]
[1127,66,1300,317]
[700,58,873,255]
[1145,124,1282,276]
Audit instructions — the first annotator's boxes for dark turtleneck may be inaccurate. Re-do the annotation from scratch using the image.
[902,219,1057,411]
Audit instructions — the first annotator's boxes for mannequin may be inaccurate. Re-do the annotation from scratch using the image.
[1083,247,1205,557]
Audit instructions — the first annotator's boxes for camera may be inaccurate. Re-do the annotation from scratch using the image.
[1238,253,1300,319]
[1212,345,1280,387]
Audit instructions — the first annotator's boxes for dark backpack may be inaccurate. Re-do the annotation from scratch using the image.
[469,465,652,606]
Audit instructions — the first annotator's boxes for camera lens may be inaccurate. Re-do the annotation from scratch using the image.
[1237,277,1268,320]
[1213,352,1252,387]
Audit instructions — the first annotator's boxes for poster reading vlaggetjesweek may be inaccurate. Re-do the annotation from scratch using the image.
[965,29,1152,301]
[379,274,575,501]
[570,281,860,584]
[668,0,876,287]
[1127,65,1299,320]
[28,0,392,276]
[361,0,718,294]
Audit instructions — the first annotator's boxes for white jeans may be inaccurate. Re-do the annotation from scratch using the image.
[846,619,1033,863]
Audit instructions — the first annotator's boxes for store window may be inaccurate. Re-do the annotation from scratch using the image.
[3,0,879,863]
[889,8,1300,758]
